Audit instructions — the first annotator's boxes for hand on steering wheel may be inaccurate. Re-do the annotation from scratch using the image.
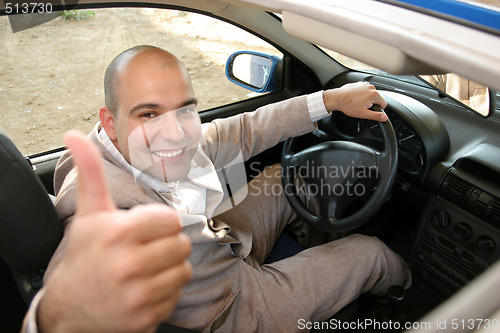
[281,106,398,232]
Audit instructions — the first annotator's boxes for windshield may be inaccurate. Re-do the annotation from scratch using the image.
[320,48,421,84]
[321,48,496,117]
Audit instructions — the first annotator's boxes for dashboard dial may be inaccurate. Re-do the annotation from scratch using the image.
[394,121,425,172]
[327,108,425,174]
[333,115,368,137]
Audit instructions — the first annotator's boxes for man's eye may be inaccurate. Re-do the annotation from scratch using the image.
[140,112,156,119]
[177,106,196,116]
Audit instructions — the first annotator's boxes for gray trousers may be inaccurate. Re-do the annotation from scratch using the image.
[213,164,412,332]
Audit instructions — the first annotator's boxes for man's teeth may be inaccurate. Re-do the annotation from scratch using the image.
[153,149,183,158]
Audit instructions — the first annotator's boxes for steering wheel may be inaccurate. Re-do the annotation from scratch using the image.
[281,109,398,232]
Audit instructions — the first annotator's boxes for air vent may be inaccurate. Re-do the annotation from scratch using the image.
[440,173,474,207]
[485,198,500,229]
[440,173,500,229]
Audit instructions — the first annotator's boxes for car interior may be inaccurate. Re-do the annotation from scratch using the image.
[1,0,500,332]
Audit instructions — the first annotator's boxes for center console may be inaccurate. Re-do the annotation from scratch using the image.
[411,148,500,295]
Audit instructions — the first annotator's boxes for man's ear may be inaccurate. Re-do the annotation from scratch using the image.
[99,106,117,141]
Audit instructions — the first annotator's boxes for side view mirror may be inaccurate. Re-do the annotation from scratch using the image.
[225,51,281,93]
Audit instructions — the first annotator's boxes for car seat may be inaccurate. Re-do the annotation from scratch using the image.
[0,134,63,305]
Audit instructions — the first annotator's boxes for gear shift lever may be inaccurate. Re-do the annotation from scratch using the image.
[385,285,407,322]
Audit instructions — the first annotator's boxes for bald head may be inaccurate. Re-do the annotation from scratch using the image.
[104,45,186,116]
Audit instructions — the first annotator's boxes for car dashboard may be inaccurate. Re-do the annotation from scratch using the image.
[314,77,500,304]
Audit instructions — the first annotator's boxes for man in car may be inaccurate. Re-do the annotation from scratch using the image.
[46,45,411,332]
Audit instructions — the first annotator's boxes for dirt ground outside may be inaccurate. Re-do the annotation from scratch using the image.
[0,8,280,156]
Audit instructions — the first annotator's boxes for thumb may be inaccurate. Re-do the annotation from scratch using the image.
[64,130,116,215]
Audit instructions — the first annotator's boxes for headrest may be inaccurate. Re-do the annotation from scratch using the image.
[0,135,63,273]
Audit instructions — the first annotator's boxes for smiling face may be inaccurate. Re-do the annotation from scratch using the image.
[100,48,202,183]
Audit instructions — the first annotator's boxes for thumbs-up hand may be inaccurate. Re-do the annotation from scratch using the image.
[36,131,192,333]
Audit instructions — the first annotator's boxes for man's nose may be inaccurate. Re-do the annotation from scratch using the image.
[158,112,184,142]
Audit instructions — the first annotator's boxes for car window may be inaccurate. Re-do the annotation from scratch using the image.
[0,7,282,156]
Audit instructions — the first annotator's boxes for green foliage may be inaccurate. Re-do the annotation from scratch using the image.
[58,10,96,21]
